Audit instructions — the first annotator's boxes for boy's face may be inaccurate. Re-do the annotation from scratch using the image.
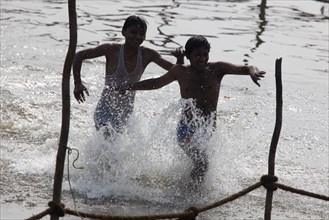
[189,46,209,71]
[122,25,146,48]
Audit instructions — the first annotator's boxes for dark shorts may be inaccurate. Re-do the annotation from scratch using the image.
[177,123,196,143]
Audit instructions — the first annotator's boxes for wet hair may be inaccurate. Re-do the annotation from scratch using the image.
[185,35,211,59]
[122,15,148,34]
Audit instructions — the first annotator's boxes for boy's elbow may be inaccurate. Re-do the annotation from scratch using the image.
[73,52,83,63]
[155,80,168,89]
[145,79,163,90]
[152,84,162,89]
[75,50,90,61]
[143,83,161,90]
[166,63,175,70]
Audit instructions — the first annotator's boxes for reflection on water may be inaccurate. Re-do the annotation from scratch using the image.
[251,0,267,52]
[1,0,328,219]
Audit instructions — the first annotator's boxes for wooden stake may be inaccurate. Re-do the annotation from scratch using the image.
[264,58,283,220]
[50,0,77,219]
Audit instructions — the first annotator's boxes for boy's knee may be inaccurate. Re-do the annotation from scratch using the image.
[197,157,208,173]
[193,151,208,165]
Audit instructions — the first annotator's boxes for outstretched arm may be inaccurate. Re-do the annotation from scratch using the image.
[72,44,111,103]
[248,65,266,87]
[122,78,164,91]
[119,65,179,91]
[215,61,266,87]
[147,48,184,71]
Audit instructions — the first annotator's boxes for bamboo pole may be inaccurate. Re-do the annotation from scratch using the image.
[264,58,283,220]
[50,0,77,219]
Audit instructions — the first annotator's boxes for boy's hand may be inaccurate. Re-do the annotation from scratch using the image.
[249,66,266,87]
[74,83,89,103]
[171,48,185,64]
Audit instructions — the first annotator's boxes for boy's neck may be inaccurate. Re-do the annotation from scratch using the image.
[123,43,139,55]
[189,64,209,74]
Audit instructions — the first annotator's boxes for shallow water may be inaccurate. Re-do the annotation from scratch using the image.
[1,0,328,219]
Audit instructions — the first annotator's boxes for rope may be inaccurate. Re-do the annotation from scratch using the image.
[25,209,51,220]
[276,183,329,201]
[48,201,66,217]
[63,182,263,220]
[64,207,197,220]
[25,202,65,220]
[179,207,199,220]
[67,146,84,170]
[198,181,263,212]
[66,146,85,219]
[26,178,329,220]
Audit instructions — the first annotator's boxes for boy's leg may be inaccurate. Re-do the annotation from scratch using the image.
[178,141,209,184]
[177,123,209,186]
[188,146,209,184]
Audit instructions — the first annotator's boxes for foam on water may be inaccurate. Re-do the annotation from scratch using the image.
[68,100,212,205]
[1,76,327,217]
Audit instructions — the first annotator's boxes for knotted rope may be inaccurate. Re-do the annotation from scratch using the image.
[261,175,278,191]
[178,207,199,220]
[48,201,65,217]
[26,201,65,220]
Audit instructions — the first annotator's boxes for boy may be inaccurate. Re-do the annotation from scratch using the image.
[119,35,266,187]
[73,15,183,136]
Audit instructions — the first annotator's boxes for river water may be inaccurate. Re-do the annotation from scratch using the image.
[1,0,328,219]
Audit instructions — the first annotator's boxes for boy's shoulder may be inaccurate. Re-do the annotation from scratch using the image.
[102,43,121,49]
[171,64,189,75]
[140,46,159,54]
[95,43,121,55]
[208,61,226,71]
[140,46,162,60]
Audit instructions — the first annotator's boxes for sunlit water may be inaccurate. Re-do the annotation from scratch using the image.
[1,0,328,219]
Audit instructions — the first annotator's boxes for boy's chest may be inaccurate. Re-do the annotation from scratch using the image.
[106,50,139,74]
[179,72,221,98]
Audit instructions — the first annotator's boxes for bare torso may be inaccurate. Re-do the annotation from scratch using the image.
[175,63,224,125]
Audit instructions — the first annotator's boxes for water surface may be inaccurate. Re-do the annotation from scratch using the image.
[1,0,328,219]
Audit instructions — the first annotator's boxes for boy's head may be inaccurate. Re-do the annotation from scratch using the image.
[185,35,211,59]
[122,15,148,35]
